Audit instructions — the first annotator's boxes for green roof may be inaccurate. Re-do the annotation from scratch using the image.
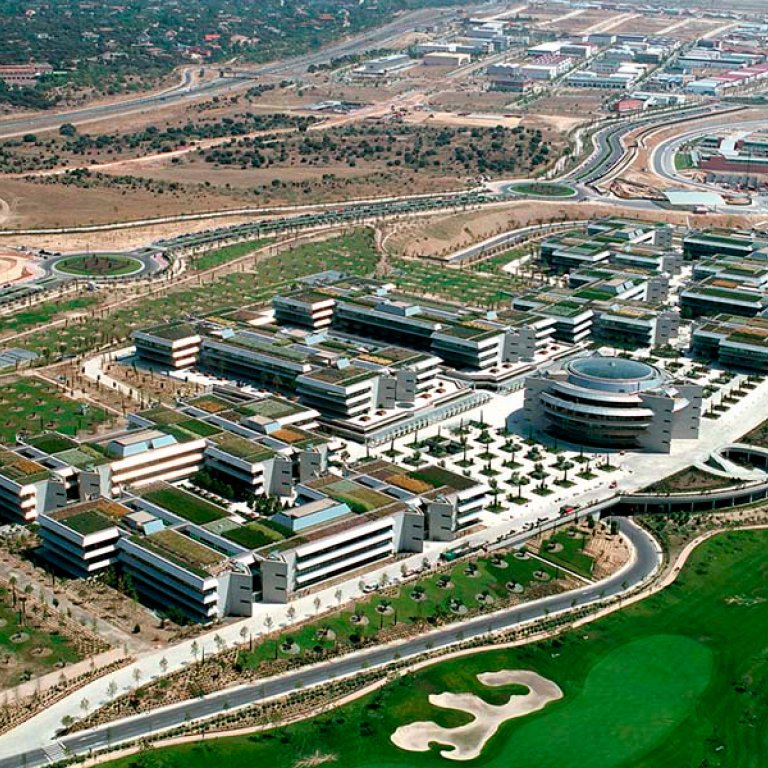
[134,529,225,577]
[139,322,199,341]
[49,499,129,535]
[0,449,49,483]
[317,478,395,512]
[25,433,78,455]
[140,485,229,525]
[235,397,305,420]
[208,433,275,462]
[221,521,286,550]
[410,465,478,492]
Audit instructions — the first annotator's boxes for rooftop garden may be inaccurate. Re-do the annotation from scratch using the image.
[410,465,477,492]
[236,397,303,420]
[320,479,395,513]
[185,395,234,414]
[208,433,275,462]
[137,529,225,577]
[221,521,286,550]
[53,500,128,535]
[24,432,79,455]
[141,485,230,525]
[0,449,48,484]
[137,322,198,342]
[642,466,738,494]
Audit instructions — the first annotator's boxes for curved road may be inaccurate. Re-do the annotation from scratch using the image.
[651,116,768,211]
[0,8,456,140]
[0,517,661,768]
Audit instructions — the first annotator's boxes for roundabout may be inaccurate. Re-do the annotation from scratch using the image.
[501,181,578,199]
[50,253,146,278]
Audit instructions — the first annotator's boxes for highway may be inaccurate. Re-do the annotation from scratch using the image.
[566,105,730,186]
[0,7,456,140]
[0,518,661,768]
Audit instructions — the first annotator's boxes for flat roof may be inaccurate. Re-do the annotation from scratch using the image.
[139,483,229,524]
[134,529,226,577]
[0,449,49,483]
[664,189,725,207]
[48,498,130,535]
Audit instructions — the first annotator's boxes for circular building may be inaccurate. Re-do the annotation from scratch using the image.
[523,355,702,453]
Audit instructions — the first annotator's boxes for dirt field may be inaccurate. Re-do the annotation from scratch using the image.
[0,176,252,229]
[383,201,757,260]
[0,250,38,283]
[529,91,608,121]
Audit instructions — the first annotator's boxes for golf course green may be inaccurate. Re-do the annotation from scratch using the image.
[108,529,768,768]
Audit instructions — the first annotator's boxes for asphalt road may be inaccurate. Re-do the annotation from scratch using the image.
[0,8,454,140]
[0,518,660,768]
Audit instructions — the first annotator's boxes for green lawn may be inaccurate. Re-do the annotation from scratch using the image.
[508,182,577,198]
[16,231,379,363]
[539,529,595,578]
[0,378,111,443]
[392,259,528,307]
[0,586,83,688]
[190,238,273,271]
[674,152,694,171]
[0,295,98,337]
[104,529,768,768]
[232,549,560,672]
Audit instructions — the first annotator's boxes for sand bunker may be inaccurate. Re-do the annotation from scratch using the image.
[391,670,563,761]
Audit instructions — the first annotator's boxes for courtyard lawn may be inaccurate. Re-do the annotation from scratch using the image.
[0,378,111,443]
[104,529,768,768]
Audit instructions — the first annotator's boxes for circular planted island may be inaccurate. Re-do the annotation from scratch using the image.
[52,254,144,278]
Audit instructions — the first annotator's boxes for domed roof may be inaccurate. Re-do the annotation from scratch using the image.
[565,356,667,394]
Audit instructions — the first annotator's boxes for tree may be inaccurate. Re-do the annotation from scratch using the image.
[191,640,199,662]
[313,596,321,614]
[159,657,168,675]
[80,698,90,715]
[286,605,297,623]
[264,615,274,633]
[59,123,77,137]
[107,680,118,699]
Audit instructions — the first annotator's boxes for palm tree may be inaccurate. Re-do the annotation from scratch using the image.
[489,479,499,508]
[191,640,199,662]
[510,471,523,498]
